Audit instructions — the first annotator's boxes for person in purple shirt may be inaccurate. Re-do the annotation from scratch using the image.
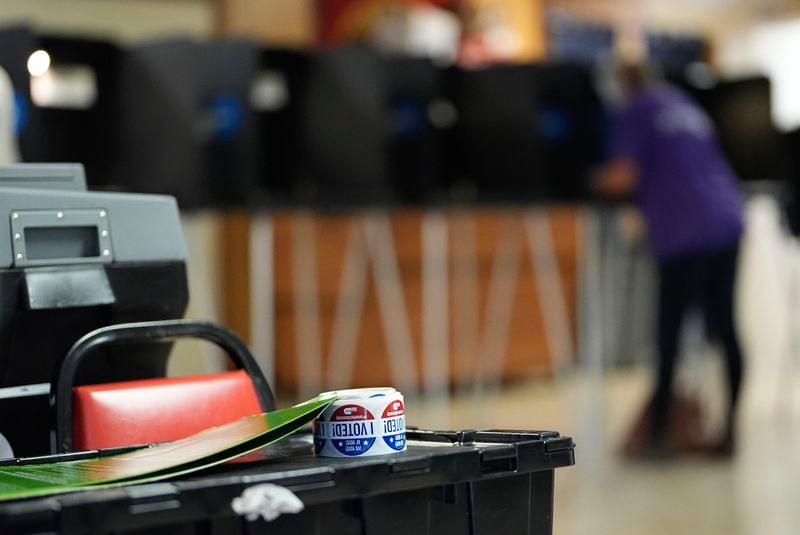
[599,63,745,457]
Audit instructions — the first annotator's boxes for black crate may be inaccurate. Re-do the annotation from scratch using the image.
[0,428,574,535]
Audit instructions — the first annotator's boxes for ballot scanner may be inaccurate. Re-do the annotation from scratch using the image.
[0,164,189,457]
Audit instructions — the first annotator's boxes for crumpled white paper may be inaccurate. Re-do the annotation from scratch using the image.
[231,483,305,522]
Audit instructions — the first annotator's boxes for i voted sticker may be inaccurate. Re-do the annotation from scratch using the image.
[381,400,405,451]
[328,404,376,456]
[314,388,407,457]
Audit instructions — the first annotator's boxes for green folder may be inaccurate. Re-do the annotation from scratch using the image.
[0,392,337,502]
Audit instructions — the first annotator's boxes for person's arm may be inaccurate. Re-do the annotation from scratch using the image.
[597,101,645,199]
[597,156,638,198]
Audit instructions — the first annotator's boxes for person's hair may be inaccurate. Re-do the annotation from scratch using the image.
[617,61,661,96]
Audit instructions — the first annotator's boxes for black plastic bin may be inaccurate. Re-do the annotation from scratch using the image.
[0,428,574,535]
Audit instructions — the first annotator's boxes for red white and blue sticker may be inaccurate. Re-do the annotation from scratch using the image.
[327,404,377,456]
[381,400,406,451]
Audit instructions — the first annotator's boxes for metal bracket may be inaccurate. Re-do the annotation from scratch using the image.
[10,208,113,267]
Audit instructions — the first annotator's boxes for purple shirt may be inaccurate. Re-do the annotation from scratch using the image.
[612,84,744,260]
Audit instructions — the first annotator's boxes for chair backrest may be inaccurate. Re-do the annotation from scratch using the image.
[72,369,262,451]
[52,319,275,453]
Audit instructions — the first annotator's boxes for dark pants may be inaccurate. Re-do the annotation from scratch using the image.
[650,242,744,441]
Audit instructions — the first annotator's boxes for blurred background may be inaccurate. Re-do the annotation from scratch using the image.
[2,0,800,533]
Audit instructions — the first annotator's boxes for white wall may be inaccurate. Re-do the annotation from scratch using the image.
[0,0,214,42]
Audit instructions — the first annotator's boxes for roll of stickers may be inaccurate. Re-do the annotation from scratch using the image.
[313,387,406,457]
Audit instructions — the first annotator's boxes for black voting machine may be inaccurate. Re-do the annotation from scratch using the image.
[0,164,188,458]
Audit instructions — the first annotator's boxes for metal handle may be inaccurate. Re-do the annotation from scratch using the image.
[51,319,276,453]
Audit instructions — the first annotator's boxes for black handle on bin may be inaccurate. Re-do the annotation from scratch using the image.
[51,319,276,453]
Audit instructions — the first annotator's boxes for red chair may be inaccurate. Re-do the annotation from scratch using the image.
[51,320,275,453]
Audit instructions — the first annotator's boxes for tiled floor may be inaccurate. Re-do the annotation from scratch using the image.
[410,365,800,535]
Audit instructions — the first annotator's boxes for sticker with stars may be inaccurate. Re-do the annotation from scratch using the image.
[381,400,406,452]
[328,404,377,456]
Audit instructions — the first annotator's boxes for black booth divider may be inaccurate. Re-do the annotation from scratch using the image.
[115,38,270,209]
[301,44,395,207]
[784,128,800,236]
[451,62,605,204]
[35,36,122,189]
[452,64,544,203]
[385,55,454,204]
[114,39,206,207]
[673,73,788,183]
[0,26,43,162]
[5,26,610,209]
[256,48,311,205]
[701,77,788,183]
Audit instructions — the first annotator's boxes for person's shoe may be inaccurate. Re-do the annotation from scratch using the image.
[705,434,735,459]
